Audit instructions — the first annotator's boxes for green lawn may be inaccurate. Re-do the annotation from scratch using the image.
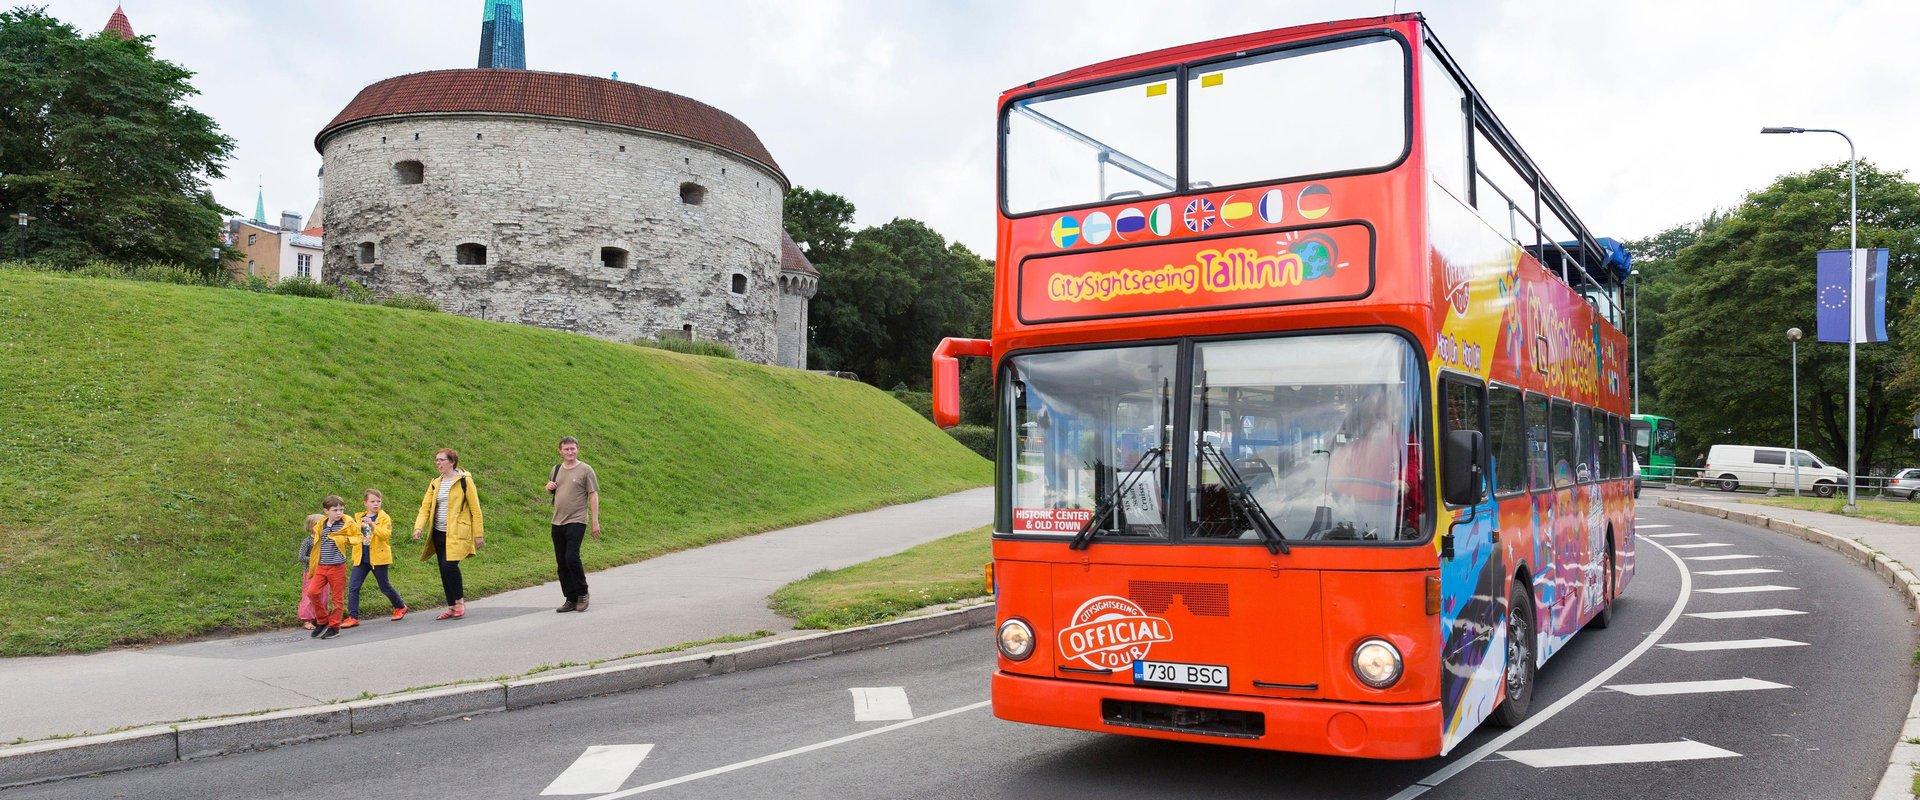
[1745,496,1920,527]
[0,269,990,655]
[769,525,991,629]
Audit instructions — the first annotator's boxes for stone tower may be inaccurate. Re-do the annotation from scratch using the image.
[477,0,526,69]
[777,232,819,369]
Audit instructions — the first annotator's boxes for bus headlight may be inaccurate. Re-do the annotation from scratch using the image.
[998,618,1035,661]
[1352,638,1403,688]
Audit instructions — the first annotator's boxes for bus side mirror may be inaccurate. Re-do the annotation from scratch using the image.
[1443,429,1484,507]
[931,337,993,429]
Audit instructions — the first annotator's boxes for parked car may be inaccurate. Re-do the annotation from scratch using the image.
[1704,445,1847,497]
[1888,468,1920,501]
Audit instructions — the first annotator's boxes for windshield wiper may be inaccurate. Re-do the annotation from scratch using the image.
[1196,441,1289,554]
[1068,447,1164,551]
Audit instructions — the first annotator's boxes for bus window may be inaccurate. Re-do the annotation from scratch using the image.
[1003,72,1177,214]
[1654,418,1677,459]
[1549,399,1574,488]
[1488,385,1525,494]
[1573,406,1595,483]
[1004,344,1178,538]
[1525,393,1550,491]
[1186,35,1407,190]
[1420,47,1469,201]
[1188,333,1421,542]
[1596,412,1617,479]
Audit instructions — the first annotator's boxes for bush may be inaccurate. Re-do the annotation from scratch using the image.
[946,424,994,459]
[339,279,375,304]
[239,274,271,293]
[633,336,737,359]
[377,294,439,312]
[271,277,336,299]
[891,389,933,421]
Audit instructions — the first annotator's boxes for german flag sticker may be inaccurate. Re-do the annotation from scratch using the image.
[1296,184,1333,220]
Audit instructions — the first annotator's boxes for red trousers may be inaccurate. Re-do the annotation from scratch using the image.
[302,563,347,627]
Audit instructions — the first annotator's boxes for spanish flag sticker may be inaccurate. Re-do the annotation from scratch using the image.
[1145,82,1168,97]
[1200,73,1224,88]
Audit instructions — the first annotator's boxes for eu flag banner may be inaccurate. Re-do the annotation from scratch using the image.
[1816,248,1890,344]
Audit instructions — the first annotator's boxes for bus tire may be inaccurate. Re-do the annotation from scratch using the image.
[1717,475,1740,492]
[1491,584,1536,728]
[1589,538,1615,630]
[1812,481,1836,498]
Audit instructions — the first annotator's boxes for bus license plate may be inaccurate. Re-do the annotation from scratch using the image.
[1133,659,1229,691]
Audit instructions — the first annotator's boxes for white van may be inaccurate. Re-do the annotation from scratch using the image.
[1704,445,1848,497]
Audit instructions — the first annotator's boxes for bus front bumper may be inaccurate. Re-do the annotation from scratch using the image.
[993,670,1443,760]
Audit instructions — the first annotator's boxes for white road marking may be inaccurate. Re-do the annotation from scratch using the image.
[849,687,914,722]
[1687,608,1807,620]
[1685,554,1760,562]
[1667,543,1732,550]
[542,745,656,796]
[585,701,989,799]
[1500,740,1739,768]
[1661,638,1809,652]
[1385,538,1694,799]
[1644,533,1700,539]
[1696,585,1798,595]
[1606,677,1791,696]
[1695,568,1781,576]
[1638,524,1673,529]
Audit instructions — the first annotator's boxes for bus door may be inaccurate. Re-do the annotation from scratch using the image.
[1437,375,1503,747]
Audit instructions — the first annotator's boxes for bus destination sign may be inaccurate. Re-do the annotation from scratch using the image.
[1018,224,1373,323]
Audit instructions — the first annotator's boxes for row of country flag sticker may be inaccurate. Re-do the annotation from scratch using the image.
[1050,184,1334,248]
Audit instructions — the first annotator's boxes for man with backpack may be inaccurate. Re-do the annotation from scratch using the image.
[545,436,601,613]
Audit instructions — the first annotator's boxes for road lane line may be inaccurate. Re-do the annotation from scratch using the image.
[1687,608,1806,620]
[1384,537,1693,799]
[1644,533,1700,539]
[1638,524,1673,529]
[1696,585,1797,595]
[542,745,656,795]
[1667,543,1731,550]
[1606,677,1790,696]
[1695,568,1781,576]
[1500,739,1739,768]
[1685,554,1760,561]
[585,701,989,799]
[1661,638,1808,652]
[849,687,914,721]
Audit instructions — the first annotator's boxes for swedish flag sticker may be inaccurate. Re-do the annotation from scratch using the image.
[1051,215,1081,248]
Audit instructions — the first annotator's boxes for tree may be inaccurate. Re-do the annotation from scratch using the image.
[1621,212,1721,417]
[781,187,855,268]
[1650,162,1920,475]
[0,8,232,268]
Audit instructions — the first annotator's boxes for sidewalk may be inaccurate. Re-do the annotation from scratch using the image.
[0,488,991,743]
[1658,488,1920,570]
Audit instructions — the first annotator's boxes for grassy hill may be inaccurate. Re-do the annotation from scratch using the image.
[0,269,990,655]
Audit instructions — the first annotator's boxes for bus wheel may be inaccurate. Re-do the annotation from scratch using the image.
[1718,475,1740,492]
[1813,481,1836,499]
[1590,543,1615,630]
[1491,585,1536,728]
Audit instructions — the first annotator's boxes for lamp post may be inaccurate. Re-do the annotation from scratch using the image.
[477,299,488,321]
[1788,326,1802,496]
[12,212,31,261]
[1631,267,1641,414]
[1762,126,1858,510]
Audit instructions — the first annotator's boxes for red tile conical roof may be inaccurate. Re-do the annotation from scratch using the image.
[102,5,135,40]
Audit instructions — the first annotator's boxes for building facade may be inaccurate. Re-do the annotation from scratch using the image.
[315,69,812,367]
[226,211,323,284]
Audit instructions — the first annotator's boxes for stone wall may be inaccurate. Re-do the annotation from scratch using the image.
[319,114,789,364]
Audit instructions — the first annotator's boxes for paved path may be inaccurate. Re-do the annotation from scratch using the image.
[13,504,1908,800]
[0,488,991,743]
[1655,486,1920,570]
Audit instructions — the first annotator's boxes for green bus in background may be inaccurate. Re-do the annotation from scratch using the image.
[1631,414,1677,479]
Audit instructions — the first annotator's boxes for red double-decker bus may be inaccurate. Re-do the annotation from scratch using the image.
[933,14,1637,758]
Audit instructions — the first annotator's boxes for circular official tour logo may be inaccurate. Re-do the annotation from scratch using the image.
[1056,595,1173,670]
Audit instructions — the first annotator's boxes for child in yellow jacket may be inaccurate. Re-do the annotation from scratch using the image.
[343,489,406,627]
[300,496,354,639]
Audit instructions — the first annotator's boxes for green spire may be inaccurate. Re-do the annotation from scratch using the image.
[252,187,265,223]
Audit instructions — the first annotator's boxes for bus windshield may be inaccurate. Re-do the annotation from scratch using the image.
[1004,332,1423,543]
[1003,34,1407,214]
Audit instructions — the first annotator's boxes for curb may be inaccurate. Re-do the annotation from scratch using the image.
[1657,499,1920,799]
[0,601,995,789]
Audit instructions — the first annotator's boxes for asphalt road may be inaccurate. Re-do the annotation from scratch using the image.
[8,504,1912,800]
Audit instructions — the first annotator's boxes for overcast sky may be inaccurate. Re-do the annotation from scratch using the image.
[34,0,1920,255]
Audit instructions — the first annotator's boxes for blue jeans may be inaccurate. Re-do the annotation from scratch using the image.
[347,562,404,618]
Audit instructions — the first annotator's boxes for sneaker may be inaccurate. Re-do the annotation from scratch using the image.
[391,607,407,621]
[339,617,360,629]
[555,600,577,613]
[319,625,340,639]
[309,624,324,638]
[575,595,589,613]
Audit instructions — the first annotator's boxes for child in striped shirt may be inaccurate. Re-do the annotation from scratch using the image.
[300,496,354,640]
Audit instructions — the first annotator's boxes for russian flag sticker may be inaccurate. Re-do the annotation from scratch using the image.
[1114,207,1147,239]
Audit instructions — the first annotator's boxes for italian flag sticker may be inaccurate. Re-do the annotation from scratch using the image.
[1148,203,1172,236]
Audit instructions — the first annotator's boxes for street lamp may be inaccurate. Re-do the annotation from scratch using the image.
[1787,326,1802,496]
[477,299,488,321]
[1763,126,1858,510]
[12,212,31,261]
[1631,268,1641,414]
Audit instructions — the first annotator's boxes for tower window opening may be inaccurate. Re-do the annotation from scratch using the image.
[357,242,376,264]
[730,273,747,295]
[394,160,424,185]
[601,247,629,269]
[680,182,706,205]
[455,243,488,265]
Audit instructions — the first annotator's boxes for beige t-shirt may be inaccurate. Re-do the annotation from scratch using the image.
[552,461,599,526]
